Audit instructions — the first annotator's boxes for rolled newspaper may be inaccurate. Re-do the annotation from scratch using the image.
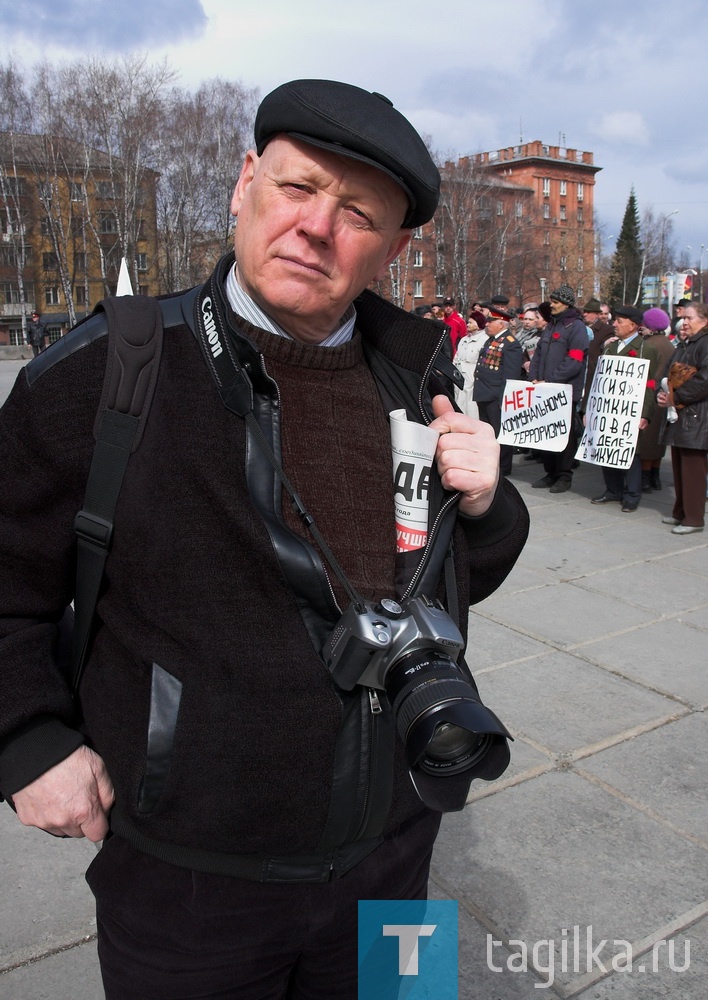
[661,377,678,423]
[390,409,440,552]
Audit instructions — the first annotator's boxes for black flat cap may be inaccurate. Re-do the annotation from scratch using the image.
[613,305,644,325]
[254,79,441,228]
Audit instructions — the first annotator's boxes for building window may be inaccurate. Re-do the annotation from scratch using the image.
[496,200,504,216]
[74,252,86,272]
[515,202,523,218]
[542,178,551,197]
[43,252,59,271]
[577,208,584,223]
[100,213,119,235]
[46,325,62,344]
[560,180,567,196]
[413,280,423,298]
[578,257,584,271]
[413,250,423,267]
[543,231,550,245]
[2,176,26,197]
[543,204,550,219]
[97,181,124,200]
[413,226,423,240]
[576,285,583,299]
[542,145,549,155]
[75,285,88,306]
[138,285,150,296]
[544,256,551,270]
[9,327,24,346]
[435,280,445,298]
[45,285,60,306]
[37,181,53,203]
[577,183,584,201]
[1,281,34,304]
[560,205,567,221]
[560,256,567,269]
[136,253,148,272]
[70,182,84,201]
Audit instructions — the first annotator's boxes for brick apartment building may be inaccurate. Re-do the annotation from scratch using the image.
[378,139,601,313]
[0,133,159,346]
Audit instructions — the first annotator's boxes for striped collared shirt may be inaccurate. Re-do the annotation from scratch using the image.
[226,262,356,347]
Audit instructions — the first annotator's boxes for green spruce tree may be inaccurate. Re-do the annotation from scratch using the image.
[608,188,644,307]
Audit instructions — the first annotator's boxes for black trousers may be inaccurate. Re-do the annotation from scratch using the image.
[542,409,581,482]
[86,811,441,1000]
[671,446,707,527]
[602,452,642,506]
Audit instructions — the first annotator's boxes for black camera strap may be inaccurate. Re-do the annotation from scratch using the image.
[193,271,366,611]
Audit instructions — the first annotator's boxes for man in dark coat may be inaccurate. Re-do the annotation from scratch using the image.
[528,284,588,492]
[590,306,662,512]
[26,311,47,356]
[472,307,524,476]
[580,297,614,411]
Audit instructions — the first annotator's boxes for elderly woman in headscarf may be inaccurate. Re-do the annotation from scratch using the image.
[453,316,488,419]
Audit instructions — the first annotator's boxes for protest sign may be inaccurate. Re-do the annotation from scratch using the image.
[497,381,573,452]
[576,354,649,469]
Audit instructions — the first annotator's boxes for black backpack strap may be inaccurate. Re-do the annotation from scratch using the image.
[68,296,164,697]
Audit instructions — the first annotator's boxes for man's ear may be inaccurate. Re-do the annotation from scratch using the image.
[230,149,259,217]
[373,232,412,282]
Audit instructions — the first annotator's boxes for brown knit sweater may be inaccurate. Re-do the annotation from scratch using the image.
[247,327,398,608]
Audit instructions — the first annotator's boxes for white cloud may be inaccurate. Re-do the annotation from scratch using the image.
[591,112,650,147]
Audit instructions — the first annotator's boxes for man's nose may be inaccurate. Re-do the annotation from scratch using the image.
[297,197,336,243]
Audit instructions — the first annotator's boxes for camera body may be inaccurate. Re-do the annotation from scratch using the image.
[323,595,464,692]
[322,596,512,806]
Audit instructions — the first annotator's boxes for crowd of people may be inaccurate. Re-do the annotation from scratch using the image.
[416,288,708,532]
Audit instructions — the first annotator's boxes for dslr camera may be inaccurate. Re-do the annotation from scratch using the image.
[322,596,511,807]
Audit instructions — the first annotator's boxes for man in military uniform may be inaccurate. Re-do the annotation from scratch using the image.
[473,307,524,476]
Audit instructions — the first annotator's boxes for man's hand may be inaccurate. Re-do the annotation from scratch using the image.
[12,746,114,842]
[429,395,500,517]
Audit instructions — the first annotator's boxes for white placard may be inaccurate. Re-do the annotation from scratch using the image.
[576,354,649,469]
[498,381,573,452]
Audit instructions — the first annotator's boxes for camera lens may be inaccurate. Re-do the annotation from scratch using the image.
[386,650,510,778]
[426,722,492,766]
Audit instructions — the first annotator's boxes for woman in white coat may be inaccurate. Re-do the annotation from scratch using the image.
[454,317,489,419]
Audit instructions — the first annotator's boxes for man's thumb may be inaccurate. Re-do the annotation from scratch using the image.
[431,394,454,420]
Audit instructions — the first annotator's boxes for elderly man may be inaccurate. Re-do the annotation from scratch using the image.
[590,305,662,512]
[472,307,524,476]
[528,284,588,492]
[0,80,528,998]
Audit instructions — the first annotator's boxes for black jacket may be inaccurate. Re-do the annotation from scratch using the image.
[0,255,529,873]
[661,327,708,450]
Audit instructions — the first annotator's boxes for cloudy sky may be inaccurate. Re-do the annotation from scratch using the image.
[3,0,708,269]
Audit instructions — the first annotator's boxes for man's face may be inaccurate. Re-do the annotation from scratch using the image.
[443,303,454,317]
[486,317,505,336]
[583,310,599,324]
[231,136,411,344]
[521,311,538,328]
[613,316,638,340]
[549,298,565,316]
[600,306,611,321]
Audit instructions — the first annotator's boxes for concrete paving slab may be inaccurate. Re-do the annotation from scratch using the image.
[667,545,708,578]
[467,653,679,756]
[0,811,97,970]
[494,560,562,593]
[588,917,705,1000]
[466,609,550,669]
[573,562,708,615]
[578,713,708,843]
[579,619,708,708]
[0,939,103,1000]
[679,607,708,632]
[432,771,708,993]
[518,534,640,578]
[474,583,656,648]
